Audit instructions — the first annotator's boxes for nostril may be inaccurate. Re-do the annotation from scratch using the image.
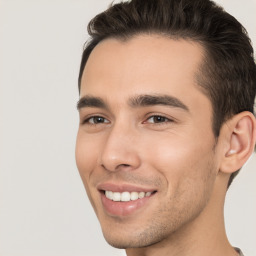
[100,149,141,172]
[116,163,132,170]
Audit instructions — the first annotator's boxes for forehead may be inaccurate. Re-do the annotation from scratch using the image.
[80,35,208,109]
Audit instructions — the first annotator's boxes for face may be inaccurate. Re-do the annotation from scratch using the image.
[76,35,221,248]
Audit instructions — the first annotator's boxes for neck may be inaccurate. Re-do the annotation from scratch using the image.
[126,174,238,256]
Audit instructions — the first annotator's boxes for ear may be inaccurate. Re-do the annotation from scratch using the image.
[220,111,256,174]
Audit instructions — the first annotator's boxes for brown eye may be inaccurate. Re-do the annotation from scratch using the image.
[147,115,170,123]
[87,116,109,124]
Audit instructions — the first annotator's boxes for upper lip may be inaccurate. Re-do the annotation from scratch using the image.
[97,182,157,193]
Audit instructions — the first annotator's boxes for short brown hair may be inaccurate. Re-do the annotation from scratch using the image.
[78,0,256,186]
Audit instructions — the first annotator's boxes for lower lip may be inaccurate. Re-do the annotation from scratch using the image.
[101,192,154,217]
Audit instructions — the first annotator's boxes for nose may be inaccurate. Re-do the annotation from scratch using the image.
[100,122,141,172]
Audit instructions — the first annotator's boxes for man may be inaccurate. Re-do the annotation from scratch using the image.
[75,0,256,255]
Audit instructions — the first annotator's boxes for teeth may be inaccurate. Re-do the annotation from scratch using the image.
[146,192,152,197]
[105,191,153,202]
[121,192,130,202]
[138,192,145,198]
[112,192,121,201]
[131,192,139,201]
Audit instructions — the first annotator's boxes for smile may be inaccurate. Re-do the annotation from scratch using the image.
[105,191,153,202]
[99,186,157,216]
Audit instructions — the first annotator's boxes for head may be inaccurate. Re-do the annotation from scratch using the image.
[78,0,256,187]
[76,0,256,251]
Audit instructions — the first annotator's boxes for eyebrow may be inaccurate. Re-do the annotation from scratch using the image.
[77,96,108,110]
[77,94,189,112]
[129,94,189,111]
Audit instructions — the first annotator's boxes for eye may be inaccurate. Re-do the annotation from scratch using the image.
[83,116,110,125]
[146,115,171,124]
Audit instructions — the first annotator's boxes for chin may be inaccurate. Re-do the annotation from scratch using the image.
[101,221,173,249]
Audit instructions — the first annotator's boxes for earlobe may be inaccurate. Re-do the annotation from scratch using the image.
[220,111,256,174]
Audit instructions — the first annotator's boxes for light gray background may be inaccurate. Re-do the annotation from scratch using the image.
[0,0,255,255]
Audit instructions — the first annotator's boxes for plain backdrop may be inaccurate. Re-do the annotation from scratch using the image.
[0,0,255,256]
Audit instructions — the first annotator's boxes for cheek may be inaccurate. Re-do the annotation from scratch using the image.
[75,131,100,186]
[76,131,103,212]
[142,131,217,191]
[148,133,217,216]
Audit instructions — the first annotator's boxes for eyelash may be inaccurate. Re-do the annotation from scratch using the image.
[144,115,173,125]
[81,114,173,126]
[82,116,109,125]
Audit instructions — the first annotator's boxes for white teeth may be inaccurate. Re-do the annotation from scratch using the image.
[105,191,154,202]
[121,192,131,201]
[112,192,121,201]
[146,192,152,197]
[138,192,145,198]
[105,191,113,200]
[130,192,139,201]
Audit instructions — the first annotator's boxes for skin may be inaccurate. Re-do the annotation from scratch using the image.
[76,35,254,256]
